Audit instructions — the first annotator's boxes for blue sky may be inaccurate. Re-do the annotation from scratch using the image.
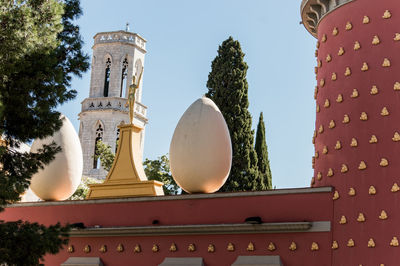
[59,0,317,189]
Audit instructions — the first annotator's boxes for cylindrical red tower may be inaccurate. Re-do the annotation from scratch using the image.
[302,0,400,265]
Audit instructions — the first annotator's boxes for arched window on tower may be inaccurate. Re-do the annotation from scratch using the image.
[115,128,120,153]
[103,58,111,97]
[93,124,104,169]
[120,58,128,97]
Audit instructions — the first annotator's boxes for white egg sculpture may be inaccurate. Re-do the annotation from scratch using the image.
[30,115,82,200]
[169,96,232,193]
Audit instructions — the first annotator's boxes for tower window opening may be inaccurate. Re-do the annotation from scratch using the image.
[103,58,111,97]
[93,124,104,169]
[120,58,128,97]
[115,128,120,153]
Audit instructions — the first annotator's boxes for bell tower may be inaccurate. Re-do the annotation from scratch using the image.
[79,29,148,179]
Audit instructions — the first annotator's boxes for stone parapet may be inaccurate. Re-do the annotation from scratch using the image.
[80,97,147,121]
[301,0,354,37]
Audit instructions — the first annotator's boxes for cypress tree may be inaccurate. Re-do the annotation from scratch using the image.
[255,112,272,189]
[206,37,265,192]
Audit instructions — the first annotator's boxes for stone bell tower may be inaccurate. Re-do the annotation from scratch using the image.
[79,29,148,179]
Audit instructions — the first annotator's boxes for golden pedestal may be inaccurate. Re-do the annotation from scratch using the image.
[87,123,164,199]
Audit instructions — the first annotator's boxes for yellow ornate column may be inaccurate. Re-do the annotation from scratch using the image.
[87,70,164,199]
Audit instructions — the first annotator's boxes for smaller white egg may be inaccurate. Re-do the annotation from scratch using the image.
[169,97,232,193]
[30,115,82,200]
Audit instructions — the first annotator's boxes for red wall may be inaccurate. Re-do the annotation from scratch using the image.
[1,190,333,266]
[313,0,400,264]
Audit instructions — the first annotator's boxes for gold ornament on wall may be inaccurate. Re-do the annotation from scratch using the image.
[368,238,376,248]
[336,94,343,103]
[152,244,159,252]
[331,72,337,81]
[329,120,336,129]
[394,82,400,91]
[338,47,345,56]
[324,99,330,108]
[67,245,74,253]
[326,54,332,62]
[289,242,297,251]
[332,240,339,249]
[84,245,91,254]
[341,164,349,173]
[188,243,196,252]
[335,140,342,150]
[311,177,315,186]
[369,186,377,195]
[359,161,367,170]
[390,237,399,247]
[379,210,388,220]
[318,59,322,68]
[348,187,356,196]
[321,34,327,42]
[380,97,389,110]
[332,27,339,36]
[346,22,353,30]
[351,138,358,147]
[333,190,340,200]
[351,89,359,98]
[380,158,389,167]
[360,112,368,121]
[383,10,392,19]
[227,242,235,251]
[318,125,324,133]
[316,104,320,113]
[208,244,215,253]
[314,86,318,100]
[311,242,319,251]
[247,242,255,251]
[394,33,400,41]
[320,78,325,87]
[391,183,400,192]
[357,213,366,222]
[327,168,334,177]
[363,16,370,24]
[317,41,320,48]
[315,151,319,158]
[371,85,379,95]
[369,135,378,143]
[372,35,380,45]
[99,245,107,253]
[354,41,361,50]
[317,172,322,180]
[383,58,391,67]
[117,243,124,252]
[315,50,318,57]
[393,132,400,141]
[322,146,328,154]
[134,244,141,253]
[361,62,369,71]
[314,66,318,75]
[170,243,177,252]
[343,114,350,124]
[339,215,347,224]
[268,242,276,251]
[345,67,352,76]
[347,239,355,247]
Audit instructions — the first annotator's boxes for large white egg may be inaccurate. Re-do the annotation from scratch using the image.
[30,115,82,200]
[169,96,232,193]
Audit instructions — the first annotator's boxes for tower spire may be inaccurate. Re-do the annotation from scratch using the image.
[125,22,130,32]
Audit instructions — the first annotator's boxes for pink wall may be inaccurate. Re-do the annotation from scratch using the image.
[1,189,333,266]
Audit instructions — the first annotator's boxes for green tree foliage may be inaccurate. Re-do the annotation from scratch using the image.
[143,155,180,195]
[0,0,89,264]
[255,112,272,189]
[93,140,180,195]
[206,37,266,192]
